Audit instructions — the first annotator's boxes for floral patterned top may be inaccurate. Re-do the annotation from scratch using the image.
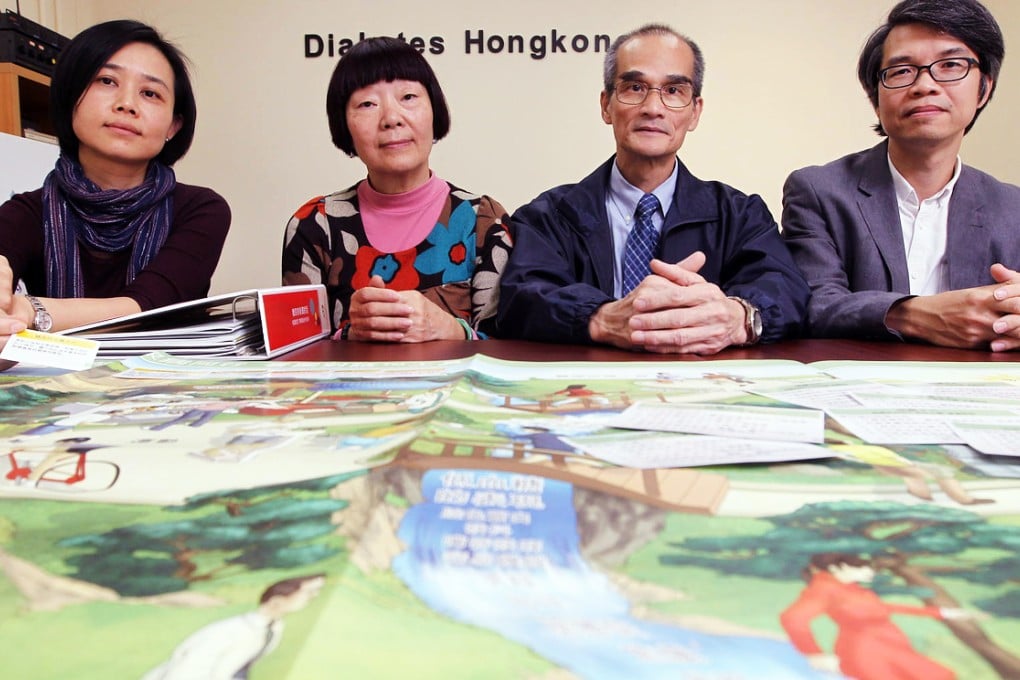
[282,181,513,335]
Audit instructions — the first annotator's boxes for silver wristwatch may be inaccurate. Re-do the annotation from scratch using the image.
[25,295,53,332]
[728,296,762,345]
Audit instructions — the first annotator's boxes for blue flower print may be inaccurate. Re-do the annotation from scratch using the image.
[415,202,476,283]
[371,253,401,283]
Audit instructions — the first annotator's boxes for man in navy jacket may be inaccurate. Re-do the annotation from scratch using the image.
[497,24,808,354]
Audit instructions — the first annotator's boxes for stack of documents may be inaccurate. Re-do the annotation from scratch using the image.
[70,307,266,358]
[61,285,330,360]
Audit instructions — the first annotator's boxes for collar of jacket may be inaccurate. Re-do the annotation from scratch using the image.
[553,155,724,239]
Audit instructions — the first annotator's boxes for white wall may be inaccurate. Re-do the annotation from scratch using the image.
[11,0,1019,295]
[0,131,60,199]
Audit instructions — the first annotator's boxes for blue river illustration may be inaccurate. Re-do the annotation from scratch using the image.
[392,469,831,679]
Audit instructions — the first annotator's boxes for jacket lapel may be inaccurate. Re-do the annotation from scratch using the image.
[663,160,719,231]
[565,158,617,294]
[946,167,990,289]
[856,143,910,292]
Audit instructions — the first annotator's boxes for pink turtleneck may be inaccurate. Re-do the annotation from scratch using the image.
[358,172,451,253]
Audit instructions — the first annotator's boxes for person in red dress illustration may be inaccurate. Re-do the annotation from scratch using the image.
[781,553,973,679]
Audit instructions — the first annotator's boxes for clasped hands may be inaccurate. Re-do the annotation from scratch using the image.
[588,251,749,355]
[886,263,1020,352]
[344,275,464,343]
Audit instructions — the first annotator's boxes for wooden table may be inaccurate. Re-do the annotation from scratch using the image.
[284,336,1020,363]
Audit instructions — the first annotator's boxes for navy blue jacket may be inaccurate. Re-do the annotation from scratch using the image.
[496,157,809,344]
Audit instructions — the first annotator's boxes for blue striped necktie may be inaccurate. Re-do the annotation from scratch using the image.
[622,193,660,295]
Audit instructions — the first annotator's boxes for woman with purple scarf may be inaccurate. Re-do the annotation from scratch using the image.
[0,20,230,360]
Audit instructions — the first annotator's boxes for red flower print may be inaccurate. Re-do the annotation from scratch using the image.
[352,246,419,290]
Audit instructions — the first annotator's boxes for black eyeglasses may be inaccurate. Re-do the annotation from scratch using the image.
[878,57,979,89]
[614,80,695,109]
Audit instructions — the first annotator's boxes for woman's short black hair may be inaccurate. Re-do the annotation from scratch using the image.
[857,0,1004,136]
[51,19,197,166]
[326,36,451,157]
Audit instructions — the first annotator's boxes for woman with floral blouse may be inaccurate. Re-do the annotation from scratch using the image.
[281,36,512,342]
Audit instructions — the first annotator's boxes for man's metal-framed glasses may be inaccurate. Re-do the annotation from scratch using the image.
[615,80,694,109]
[878,57,979,89]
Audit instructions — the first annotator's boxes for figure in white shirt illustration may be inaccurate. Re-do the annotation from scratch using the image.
[142,573,326,680]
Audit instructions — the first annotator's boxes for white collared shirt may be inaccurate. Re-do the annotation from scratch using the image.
[888,155,961,295]
[605,159,679,298]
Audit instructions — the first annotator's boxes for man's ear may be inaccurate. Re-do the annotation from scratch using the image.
[600,90,611,124]
[687,97,704,132]
[977,75,993,109]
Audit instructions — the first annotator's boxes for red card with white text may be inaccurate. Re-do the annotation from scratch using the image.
[259,286,330,357]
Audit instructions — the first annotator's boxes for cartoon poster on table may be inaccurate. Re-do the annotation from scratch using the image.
[1,355,1019,678]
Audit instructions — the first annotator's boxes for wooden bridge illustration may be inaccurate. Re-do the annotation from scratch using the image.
[390,434,729,515]
[499,392,633,413]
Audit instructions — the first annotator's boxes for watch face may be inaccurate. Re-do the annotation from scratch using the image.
[25,295,53,332]
[34,311,53,332]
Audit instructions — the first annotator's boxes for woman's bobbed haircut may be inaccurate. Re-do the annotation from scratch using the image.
[326,36,450,157]
[51,19,197,166]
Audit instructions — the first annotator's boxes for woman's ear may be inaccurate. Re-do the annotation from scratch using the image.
[166,115,184,143]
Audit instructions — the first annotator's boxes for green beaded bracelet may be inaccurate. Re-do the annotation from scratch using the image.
[455,318,474,340]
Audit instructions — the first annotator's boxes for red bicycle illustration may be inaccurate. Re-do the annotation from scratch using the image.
[3,437,120,492]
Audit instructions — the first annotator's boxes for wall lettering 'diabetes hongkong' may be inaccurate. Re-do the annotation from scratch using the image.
[303,30,614,60]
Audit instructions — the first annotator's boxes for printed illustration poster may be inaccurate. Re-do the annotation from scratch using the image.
[1,355,1019,678]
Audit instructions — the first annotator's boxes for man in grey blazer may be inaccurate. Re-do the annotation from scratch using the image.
[782,0,1020,352]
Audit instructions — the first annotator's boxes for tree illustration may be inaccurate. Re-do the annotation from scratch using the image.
[0,384,57,413]
[58,472,360,596]
[661,500,1020,678]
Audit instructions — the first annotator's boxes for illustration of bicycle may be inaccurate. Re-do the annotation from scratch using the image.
[3,437,120,492]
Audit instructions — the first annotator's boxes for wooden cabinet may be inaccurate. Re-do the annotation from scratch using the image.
[0,62,54,139]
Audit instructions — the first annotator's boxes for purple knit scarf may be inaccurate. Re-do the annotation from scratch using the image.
[41,155,175,298]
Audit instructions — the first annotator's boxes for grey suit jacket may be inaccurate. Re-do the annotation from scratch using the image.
[782,141,1020,339]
